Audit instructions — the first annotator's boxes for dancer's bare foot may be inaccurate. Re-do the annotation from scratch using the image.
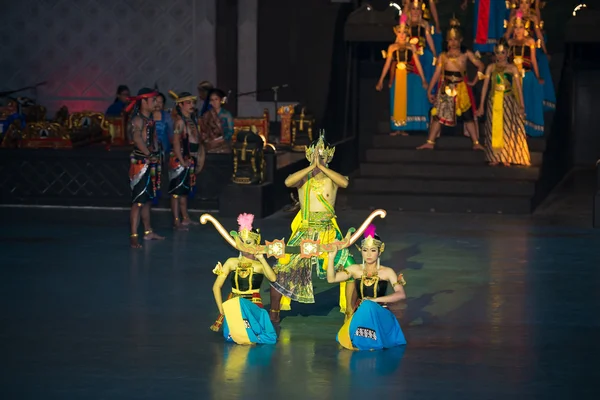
[417,141,434,150]
[502,162,510,167]
[390,131,408,136]
[144,230,165,241]
[181,217,199,226]
[174,222,189,231]
[489,162,499,166]
[472,142,484,151]
[130,234,142,249]
[269,310,280,324]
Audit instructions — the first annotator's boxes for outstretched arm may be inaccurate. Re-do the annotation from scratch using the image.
[326,251,354,283]
[370,267,406,304]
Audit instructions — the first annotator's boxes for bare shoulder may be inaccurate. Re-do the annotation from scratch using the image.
[223,257,239,271]
[388,43,400,52]
[379,266,398,279]
[130,115,142,127]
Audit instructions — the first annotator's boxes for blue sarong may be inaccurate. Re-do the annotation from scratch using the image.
[337,300,406,351]
[523,70,545,137]
[222,297,277,345]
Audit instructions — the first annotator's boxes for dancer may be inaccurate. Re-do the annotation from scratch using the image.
[210,213,277,345]
[417,18,485,150]
[127,88,165,248]
[477,40,531,166]
[376,14,429,135]
[269,132,356,324]
[405,0,438,82]
[168,91,204,230]
[462,0,510,54]
[327,226,407,351]
[505,0,555,111]
[403,0,441,54]
[507,10,544,137]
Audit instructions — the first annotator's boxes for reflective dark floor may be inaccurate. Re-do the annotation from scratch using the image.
[1,175,600,399]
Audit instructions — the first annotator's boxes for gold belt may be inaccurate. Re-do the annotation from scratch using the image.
[232,288,260,296]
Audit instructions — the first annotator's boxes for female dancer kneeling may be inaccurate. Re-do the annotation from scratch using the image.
[210,213,277,345]
[327,225,407,351]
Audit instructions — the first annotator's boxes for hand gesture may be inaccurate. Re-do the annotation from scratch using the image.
[538,77,545,85]
[422,81,428,91]
[475,107,484,118]
[375,81,383,91]
[428,92,436,104]
[255,253,265,261]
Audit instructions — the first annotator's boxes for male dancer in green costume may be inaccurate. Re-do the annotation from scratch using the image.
[269,132,355,323]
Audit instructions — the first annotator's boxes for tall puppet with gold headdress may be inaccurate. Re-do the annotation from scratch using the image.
[269,131,356,323]
[506,9,544,137]
[168,91,206,230]
[327,225,407,351]
[210,213,278,345]
[417,18,485,150]
[477,39,531,166]
[377,13,429,135]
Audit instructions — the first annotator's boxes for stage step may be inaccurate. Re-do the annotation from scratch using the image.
[371,134,547,152]
[342,193,532,214]
[365,148,543,166]
[351,177,535,196]
[360,162,540,181]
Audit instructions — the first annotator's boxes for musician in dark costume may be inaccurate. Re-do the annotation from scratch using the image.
[127,88,165,248]
[168,91,206,230]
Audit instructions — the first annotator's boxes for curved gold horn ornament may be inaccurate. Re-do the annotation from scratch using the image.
[308,209,387,253]
[200,214,237,249]
[347,209,386,247]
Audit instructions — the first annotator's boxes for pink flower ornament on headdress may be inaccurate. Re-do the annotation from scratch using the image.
[236,213,261,244]
[361,224,384,252]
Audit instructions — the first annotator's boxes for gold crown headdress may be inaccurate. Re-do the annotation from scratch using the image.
[514,10,531,31]
[231,213,261,246]
[494,39,510,55]
[409,0,424,11]
[360,224,385,253]
[446,16,462,40]
[305,129,335,164]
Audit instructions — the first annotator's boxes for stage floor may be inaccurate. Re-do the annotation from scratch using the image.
[1,200,599,399]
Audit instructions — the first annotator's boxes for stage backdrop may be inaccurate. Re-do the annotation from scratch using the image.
[0,0,217,115]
